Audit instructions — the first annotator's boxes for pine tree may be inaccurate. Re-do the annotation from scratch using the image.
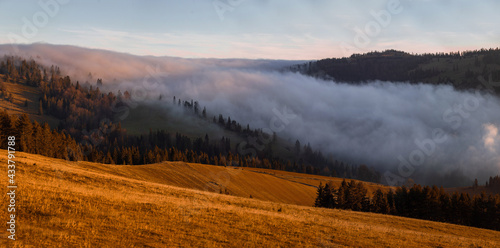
[314,183,325,207]
[336,179,347,209]
[371,189,389,214]
[38,100,43,115]
[105,151,114,164]
[0,110,13,147]
[322,183,335,208]
[295,140,301,154]
[15,114,33,152]
[226,116,232,129]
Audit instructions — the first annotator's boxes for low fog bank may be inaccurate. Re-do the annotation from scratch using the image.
[2,44,500,187]
[0,44,305,83]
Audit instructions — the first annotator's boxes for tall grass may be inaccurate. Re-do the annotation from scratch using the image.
[1,151,499,247]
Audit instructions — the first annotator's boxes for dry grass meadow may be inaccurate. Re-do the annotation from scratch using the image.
[1,151,499,247]
[0,78,59,127]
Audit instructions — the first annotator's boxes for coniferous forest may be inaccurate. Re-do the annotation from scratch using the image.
[314,180,500,231]
[0,56,381,182]
[291,48,500,92]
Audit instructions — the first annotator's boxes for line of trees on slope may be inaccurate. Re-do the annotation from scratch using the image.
[0,110,82,160]
[0,109,320,171]
[171,93,381,181]
[314,180,500,231]
[483,176,500,194]
[290,48,500,90]
[0,55,382,182]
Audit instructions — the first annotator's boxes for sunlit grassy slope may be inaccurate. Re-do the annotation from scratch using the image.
[77,157,392,207]
[0,78,59,127]
[1,151,499,247]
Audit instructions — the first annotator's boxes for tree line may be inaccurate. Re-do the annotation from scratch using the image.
[290,48,500,92]
[170,93,381,181]
[315,180,500,231]
[485,176,500,194]
[0,111,82,161]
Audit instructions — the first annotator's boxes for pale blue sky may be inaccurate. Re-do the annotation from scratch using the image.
[0,0,498,59]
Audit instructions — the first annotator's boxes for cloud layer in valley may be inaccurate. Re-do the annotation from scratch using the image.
[2,44,500,187]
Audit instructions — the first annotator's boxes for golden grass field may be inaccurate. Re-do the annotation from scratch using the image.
[1,151,499,247]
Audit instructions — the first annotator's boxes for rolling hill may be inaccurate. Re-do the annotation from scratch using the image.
[0,76,59,127]
[1,151,499,247]
[291,48,500,92]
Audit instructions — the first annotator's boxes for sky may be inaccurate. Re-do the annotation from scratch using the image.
[0,0,499,60]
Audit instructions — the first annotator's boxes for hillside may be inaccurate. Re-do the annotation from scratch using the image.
[1,151,499,247]
[0,76,58,127]
[291,48,500,92]
[0,55,383,184]
[6,151,391,208]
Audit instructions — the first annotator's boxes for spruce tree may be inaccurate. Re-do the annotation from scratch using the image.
[314,183,325,207]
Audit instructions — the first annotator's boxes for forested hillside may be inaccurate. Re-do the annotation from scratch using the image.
[291,48,500,92]
[0,55,382,182]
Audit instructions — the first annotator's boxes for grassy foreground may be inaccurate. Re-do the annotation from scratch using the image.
[1,152,499,247]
